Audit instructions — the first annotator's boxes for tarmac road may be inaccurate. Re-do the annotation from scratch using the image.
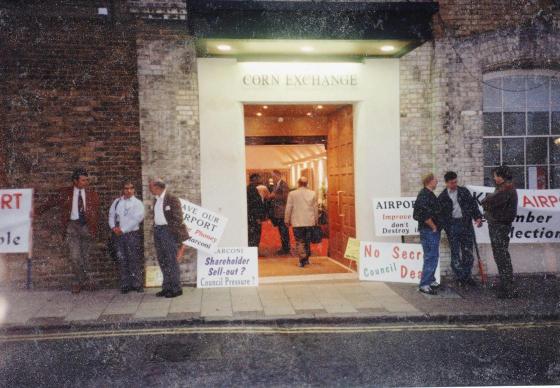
[1,320,559,387]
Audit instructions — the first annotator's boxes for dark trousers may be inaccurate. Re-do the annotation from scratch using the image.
[66,221,92,286]
[274,218,290,252]
[293,227,312,260]
[488,223,514,290]
[446,218,475,281]
[154,225,182,293]
[248,219,262,247]
[419,229,440,288]
[115,230,143,290]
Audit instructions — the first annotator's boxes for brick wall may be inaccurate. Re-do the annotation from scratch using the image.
[0,3,141,288]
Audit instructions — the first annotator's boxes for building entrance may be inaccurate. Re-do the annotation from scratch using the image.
[244,104,356,280]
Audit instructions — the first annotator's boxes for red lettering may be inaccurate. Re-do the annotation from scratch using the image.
[549,196,559,208]
[1,194,12,209]
[522,195,536,207]
[364,244,372,258]
[400,265,408,278]
[392,246,399,259]
[538,195,550,208]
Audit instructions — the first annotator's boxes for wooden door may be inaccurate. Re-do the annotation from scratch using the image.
[327,106,356,264]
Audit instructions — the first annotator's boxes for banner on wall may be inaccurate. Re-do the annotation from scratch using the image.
[179,199,228,253]
[359,241,440,284]
[372,197,418,236]
[467,186,560,244]
[0,189,33,253]
[197,247,258,288]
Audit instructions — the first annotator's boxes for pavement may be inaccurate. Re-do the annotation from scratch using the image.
[0,275,558,332]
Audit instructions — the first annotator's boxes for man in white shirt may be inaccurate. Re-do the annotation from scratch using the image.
[109,181,145,293]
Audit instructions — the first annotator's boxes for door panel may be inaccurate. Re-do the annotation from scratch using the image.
[327,106,356,265]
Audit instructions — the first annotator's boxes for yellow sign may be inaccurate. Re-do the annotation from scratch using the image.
[344,238,360,262]
[145,265,163,288]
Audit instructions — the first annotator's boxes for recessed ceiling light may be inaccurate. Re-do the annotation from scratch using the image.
[381,45,395,52]
[306,112,312,116]
[300,46,314,53]
[217,44,232,51]
[263,105,268,109]
[256,112,262,117]
[317,105,323,109]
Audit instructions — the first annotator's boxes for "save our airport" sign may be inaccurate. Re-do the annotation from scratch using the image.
[0,189,33,253]
[372,197,418,236]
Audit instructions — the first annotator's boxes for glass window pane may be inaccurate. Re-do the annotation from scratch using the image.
[502,137,525,165]
[483,112,502,136]
[552,111,560,135]
[550,137,560,164]
[527,112,549,135]
[526,137,548,165]
[504,112,525,135]
[503,76,526,111]
[551,166,560,189]
[527,76,549,110]
[483,138,501,166]
[552,78,560,108]
[484,167,495,187]
[483,79,502,111]
[510,166,526,189]
[527,166,548,189]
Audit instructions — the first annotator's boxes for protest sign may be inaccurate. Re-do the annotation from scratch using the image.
[372,197,418,236]
[468,186,560,244]
[359,241,440,284]
[197,247,258,288]
[180,199,228,253]
[0,189,33,253]
[344,237,360,262]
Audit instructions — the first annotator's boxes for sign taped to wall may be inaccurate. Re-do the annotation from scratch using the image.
[180,199,228,253]
[0,189,33,253]
[372,197,418,236]
[359,241,440,284]
[197,247,258,288]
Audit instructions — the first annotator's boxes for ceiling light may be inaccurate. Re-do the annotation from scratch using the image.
[256,112,262,117]
[317,105,323,109]
[306,112,312,116]
[278,117,284,123]
[555,138,560,145]
[300,46,314,53]
[217,44,232,51]
[381,45,395,52]
[263,105,268,109]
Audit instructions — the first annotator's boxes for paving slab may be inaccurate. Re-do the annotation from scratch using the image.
[283,285,324,311]
[231,287,263,313]
[310,285,358,314]
[1,291,52,324]
[201,288,233,317]
[65,291,117,322]
[169,287,203,314]
[103,291,144,316]
[258,286,296,316]
[134,294,172,319]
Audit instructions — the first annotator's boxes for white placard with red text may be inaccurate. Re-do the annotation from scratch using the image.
[359,241,440,284]
[372,197,418,236]
[0,189,33,253]
[179,199,228,253]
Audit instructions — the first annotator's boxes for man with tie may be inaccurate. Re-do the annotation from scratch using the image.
[37,168,100,293]
[148,178,189,298]
[108,181,145,294]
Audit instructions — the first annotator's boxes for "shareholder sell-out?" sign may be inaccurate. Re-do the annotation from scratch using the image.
[372,197,418,236]
[359,241,440,284]
[197,247,258,288]
[468,186,560,244]
[180,199,228,253]
[0,189,33,253]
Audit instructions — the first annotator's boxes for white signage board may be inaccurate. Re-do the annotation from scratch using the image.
[197,247,258,288]
[359,241,440,284]
[468,186,560,244]
[372,197,418,236]
[180,199,228,253]
[0,189,33,253]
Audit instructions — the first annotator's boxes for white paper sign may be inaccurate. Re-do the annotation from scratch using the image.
[180,199,228,253]
[359,241,440,284]
[0,189,33,253]
[372,197,418,236]
[197,247,258,288]
[468,185,560,244]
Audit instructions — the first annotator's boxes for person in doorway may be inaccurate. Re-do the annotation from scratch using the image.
[285,177,318,267]
[481,165,518,299]
[269,170,291,255]
[108,181,145,294]
[149,178,189,298]
[247,174,266,248]
[413,173,442,295]
[36,168,100,293]
[438,171,483,287]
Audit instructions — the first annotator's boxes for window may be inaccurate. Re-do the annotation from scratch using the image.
[483,71,560,189]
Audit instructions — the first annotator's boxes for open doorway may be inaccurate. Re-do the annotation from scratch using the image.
[244,104,356,279]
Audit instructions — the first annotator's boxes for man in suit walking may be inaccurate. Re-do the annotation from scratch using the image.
[148,178,189,298]
[37,168,100,293]
[269,170,290,255]
[285,177,318,267]
[247,174,266,248]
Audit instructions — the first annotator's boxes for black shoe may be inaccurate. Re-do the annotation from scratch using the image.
[304,258,310,265]
[165,290,183,298]
[156,290,168,297]
[418,285,437,295]
[298,259,306,268]
[121,287,130,294]
[132,286,144,293]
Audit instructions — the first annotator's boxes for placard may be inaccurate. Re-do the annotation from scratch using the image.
[145,265,163,288]
[197,247,258,288]
[359,241,440,284]
[372,197,418,236]
[344,237,360,262]
[0,189,33,253]
[180,199,228,253]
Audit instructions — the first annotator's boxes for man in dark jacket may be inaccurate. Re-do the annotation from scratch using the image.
[247,174,266,248]
[481,165,518,299]
[413,173,442,295]
[438,171,483,287]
